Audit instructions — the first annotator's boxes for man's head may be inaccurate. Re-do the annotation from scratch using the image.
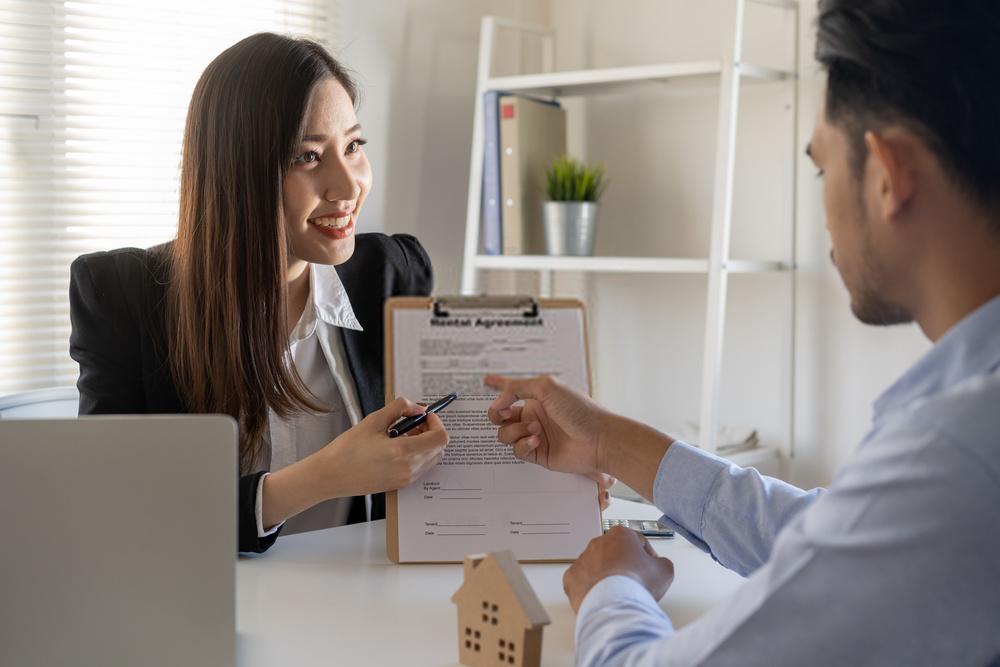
[808,0,1000,326]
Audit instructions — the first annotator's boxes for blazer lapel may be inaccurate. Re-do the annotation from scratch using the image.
[339,327,383,416]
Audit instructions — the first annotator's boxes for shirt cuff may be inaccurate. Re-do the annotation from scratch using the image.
[652,440,730,544]
[577,575,665,620]
[256,473,285,538]
[575,575,674,665]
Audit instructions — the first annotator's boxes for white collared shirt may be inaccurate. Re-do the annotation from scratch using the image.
[255,263,365,537]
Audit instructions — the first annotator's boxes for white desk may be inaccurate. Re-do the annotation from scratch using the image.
[236,499,744,666]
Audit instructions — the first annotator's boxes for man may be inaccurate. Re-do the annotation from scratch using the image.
[485,0,1000,664]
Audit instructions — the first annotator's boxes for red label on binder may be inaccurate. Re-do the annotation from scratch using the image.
[501,103,515,119]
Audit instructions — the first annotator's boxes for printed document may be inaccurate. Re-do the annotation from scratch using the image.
[392,304,602,562]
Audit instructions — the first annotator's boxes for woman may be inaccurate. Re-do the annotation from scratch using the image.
[68,33,448,553]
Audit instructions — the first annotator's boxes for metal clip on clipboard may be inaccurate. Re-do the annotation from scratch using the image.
[432,295,540,319]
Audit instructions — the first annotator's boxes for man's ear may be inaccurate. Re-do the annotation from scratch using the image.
[864,129,918,223]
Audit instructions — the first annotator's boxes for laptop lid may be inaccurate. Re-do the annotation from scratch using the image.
[0,416,237,667]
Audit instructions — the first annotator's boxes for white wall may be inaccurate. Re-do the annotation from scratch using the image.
[338,0,931,487]
[337,0,551,292]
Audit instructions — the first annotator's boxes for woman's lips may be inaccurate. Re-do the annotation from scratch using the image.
[309,211,352,227]
[309,216,355,240]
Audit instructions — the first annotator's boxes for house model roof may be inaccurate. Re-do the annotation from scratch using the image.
[451,550,551,628]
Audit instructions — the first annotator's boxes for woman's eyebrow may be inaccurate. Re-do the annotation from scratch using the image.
[300,124,363,143]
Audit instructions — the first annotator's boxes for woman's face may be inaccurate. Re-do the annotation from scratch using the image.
[283,77,372,266]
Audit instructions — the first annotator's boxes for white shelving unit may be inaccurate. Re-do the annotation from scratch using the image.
[474,256,789,275]
[460,1,799,468]
[485,60,792,97]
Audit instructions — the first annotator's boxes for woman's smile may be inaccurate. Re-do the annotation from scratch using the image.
[308,214,355,239]
[309,208,353,227]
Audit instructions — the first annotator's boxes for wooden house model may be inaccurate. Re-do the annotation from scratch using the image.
[451,550,551,667]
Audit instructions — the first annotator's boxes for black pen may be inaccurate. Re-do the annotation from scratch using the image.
[388,393,458,438]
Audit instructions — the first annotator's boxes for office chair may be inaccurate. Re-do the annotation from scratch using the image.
[0,387,79,419]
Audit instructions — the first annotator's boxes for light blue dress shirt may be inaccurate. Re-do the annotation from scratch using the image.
[576,294,1000,666]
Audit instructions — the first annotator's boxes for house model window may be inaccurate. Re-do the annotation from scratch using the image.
[451,550,551,667]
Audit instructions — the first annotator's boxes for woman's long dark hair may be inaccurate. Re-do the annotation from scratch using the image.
[169,33,358,471]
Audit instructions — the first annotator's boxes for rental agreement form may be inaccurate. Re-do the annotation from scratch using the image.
[390,302,602,562]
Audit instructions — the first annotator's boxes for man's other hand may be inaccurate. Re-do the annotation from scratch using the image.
[563,526,675,613]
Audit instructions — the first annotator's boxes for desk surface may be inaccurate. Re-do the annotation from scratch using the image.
[236,499,743,666]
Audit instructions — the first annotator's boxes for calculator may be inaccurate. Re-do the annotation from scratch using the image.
[602,518,675,538]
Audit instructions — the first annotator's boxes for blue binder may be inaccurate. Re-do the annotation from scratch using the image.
[481,90,506,255]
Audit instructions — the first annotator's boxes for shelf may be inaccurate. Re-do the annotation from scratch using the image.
[474,255,790,275]
[485,60,793,98]
[749,0,798,9]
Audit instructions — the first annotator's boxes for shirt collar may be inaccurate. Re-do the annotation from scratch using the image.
[288,264,364,344]
[873,293,1000,420]
[310,262,363,332]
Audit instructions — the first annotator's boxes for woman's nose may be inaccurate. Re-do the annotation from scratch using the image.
[323,189,358,206]
[322,161,360,203]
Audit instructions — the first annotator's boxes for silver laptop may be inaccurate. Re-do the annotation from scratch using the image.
[0,416,237,667]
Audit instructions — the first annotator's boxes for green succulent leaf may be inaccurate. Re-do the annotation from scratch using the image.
[544,154,607,202]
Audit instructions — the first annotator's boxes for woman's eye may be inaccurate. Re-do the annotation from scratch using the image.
[346,138,368,155]
[293,150,320,165]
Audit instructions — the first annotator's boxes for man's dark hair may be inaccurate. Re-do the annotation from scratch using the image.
[816,0,1000,221]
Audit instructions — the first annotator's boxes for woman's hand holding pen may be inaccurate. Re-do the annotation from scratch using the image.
[316,397,449,497]
[485,375,616,510]
[261,397,448,531]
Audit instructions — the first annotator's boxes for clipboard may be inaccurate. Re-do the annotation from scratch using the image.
[384,295,597,564]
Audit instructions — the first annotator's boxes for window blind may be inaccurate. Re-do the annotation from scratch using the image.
[0,0,334,396]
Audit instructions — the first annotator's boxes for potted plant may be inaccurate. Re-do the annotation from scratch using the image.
[541,155,607,256]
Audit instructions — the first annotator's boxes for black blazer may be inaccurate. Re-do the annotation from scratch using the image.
[69,233,434,553]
